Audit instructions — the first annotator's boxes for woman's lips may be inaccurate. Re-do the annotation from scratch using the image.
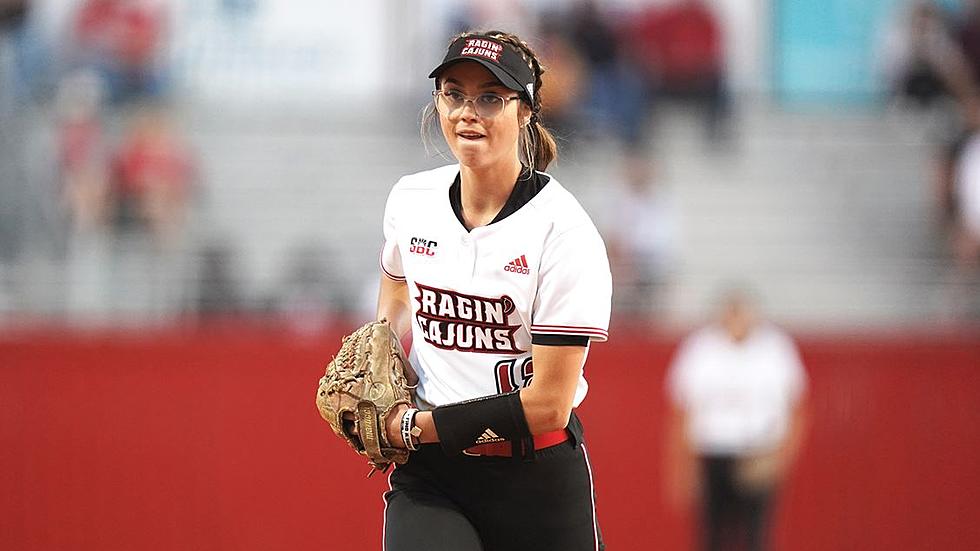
[457,131,485,140]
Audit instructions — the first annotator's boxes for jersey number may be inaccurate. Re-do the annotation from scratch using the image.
[494,358,534,393]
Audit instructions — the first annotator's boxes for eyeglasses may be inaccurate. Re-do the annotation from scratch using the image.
[432,89,521,119]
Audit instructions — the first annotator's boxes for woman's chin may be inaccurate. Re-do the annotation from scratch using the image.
[452,146,491,169]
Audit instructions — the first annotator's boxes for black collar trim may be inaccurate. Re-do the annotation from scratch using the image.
[449,168,551,232]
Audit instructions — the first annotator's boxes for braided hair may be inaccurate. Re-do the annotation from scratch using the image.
[482,30,558,172]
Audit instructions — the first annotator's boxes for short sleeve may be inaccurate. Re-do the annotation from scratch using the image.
[380,183,405,281]
[530,224,612,342]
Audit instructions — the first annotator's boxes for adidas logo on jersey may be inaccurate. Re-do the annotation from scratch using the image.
[504,255,530,275]
[474,428,506,444]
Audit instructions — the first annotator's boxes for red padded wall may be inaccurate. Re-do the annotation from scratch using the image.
[1,325,978,550]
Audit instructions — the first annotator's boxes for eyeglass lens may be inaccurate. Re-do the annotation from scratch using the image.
[437,91,505,118]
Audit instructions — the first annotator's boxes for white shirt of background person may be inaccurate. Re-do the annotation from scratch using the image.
[667,299,808,456]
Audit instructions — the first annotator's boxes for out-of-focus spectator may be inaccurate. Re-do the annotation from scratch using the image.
[0,0,26,29]
[956,0,980,82]
[68,0,169,104]
[106,102,194,319]
[536,16,586,143]
[629,0,731,144]
[0,0,31,265]
[57,70,109,233]
[879,0,975,108]
[57,70,111,320]
[604,150,678,321]
[665,288,808,551]
[0,0,38,102]
[947,132,980,317]
[878,1,980,225]
[565,0,649,147]
[110,103,193,247]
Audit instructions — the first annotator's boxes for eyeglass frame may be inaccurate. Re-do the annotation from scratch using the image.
[432,89,523,119]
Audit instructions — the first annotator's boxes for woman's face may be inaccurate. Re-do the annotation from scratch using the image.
[437,61,529,172]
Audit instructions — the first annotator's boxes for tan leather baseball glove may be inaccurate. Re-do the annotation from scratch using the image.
[315,319,414,473]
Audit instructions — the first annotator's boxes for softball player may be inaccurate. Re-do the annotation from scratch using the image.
[375,31,612,551]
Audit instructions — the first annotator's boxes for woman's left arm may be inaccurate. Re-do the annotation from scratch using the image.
[392,344,586,446]
[519,344,587,434]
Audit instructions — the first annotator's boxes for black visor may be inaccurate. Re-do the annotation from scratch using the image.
[429,34,535,103]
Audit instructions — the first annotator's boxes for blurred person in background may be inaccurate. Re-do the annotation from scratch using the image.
[665,288,808,551]
[106,102,194,319]
[534,16,586,145]
[58,70,109,235]
[628,0,731,145]
[565,0,650,147]
[0,0,31,275]
[955,0,980,83]
[0,0,37,101]
[878,0,980,224]
[604,149,678,323]
[67,0,169,104]
[948,131,980,317]
[879,0,974,109]
[57,70,113,318]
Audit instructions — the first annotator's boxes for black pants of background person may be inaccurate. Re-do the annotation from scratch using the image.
[699,456,774,551]
[384,433,604,551]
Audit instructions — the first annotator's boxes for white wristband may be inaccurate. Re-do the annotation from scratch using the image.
[400,408,420,451]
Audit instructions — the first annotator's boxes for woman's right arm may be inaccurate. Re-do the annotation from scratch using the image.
[378,275,440,444]
[377,276,412,341]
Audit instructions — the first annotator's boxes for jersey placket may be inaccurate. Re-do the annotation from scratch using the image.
[459,231,479,280]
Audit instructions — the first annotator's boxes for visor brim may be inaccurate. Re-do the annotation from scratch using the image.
[429,58,528,101]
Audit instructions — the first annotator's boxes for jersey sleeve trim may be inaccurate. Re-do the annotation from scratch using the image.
[379,253,405,282]
[530,324,609,342]
[531,333,590,347]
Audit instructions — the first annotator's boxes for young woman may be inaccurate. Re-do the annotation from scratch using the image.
[377,30,612,551]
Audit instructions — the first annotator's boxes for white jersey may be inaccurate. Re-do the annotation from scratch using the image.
[380,164,612,410]
[667,323,808,455]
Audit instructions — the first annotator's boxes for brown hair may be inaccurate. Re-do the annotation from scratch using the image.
[422,30,559,172]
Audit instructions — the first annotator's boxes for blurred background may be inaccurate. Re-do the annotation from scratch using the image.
[1,0,978,550]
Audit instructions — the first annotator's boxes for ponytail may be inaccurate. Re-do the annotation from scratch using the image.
[486,30,559,172]
[521,116,558,172]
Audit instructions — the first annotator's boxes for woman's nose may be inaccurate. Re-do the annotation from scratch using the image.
[458,100,480,121]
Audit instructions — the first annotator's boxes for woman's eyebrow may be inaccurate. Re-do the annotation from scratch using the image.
[443,77,507,90]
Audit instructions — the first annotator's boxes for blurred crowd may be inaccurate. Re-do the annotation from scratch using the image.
[452,0,731,149]
[1,0,199,324]
[2,0,979,327]
[878,0,980,317]
[0,0,735,326]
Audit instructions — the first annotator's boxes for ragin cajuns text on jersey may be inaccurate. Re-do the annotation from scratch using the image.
[414,283,524,353]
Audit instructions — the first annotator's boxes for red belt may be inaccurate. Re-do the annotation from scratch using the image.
[462,429,569,457]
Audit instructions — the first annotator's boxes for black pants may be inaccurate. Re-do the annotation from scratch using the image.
[699,456,774,551]
[383,440,604,551]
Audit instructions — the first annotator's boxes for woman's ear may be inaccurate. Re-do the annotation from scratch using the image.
[519,103,533,127]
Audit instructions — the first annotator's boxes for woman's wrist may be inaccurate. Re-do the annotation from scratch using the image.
[386,407,439,448]
[414,411,438,444]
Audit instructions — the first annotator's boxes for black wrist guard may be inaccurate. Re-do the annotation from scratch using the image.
[431,391,531,456]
